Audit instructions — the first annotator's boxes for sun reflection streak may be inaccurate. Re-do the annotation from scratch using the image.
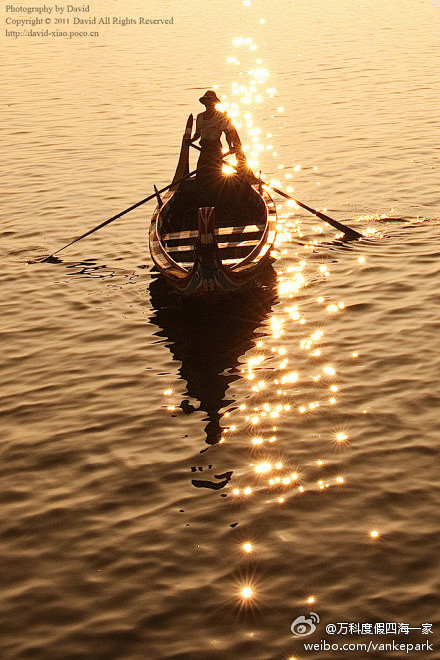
[223,27,285,179]
[191,27,368,611]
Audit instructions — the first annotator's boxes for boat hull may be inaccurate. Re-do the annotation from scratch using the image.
[149,122,277,298]
[149,181,276,298]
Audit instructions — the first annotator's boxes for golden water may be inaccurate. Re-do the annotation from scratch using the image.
[2,0,439,658]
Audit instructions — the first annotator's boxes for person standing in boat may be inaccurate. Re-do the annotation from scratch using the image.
[190,90,249,186]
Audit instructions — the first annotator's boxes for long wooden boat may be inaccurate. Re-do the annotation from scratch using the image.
[149,116,277,298]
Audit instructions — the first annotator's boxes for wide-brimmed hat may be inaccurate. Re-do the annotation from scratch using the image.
[199,90,221,105]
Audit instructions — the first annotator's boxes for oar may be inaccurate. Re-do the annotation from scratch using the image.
[262,184,362,241]
[41,167,198,262]
[190,143,362,241]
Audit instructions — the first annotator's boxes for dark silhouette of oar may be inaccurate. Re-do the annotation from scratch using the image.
[190,143,362,241]
[262,184,362,241]
[40,168,198,262]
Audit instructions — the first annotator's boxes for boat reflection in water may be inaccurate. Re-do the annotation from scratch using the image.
[149,272,278,488]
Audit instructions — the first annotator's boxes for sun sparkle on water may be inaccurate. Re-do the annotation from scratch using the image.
[190,14,367,615]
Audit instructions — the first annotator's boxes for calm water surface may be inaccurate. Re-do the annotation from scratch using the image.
[2,1,439,658]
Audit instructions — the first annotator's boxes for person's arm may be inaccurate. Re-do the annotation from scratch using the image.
[219,113,235,152]
[226,124,256,179]
[225,130,235,152]
[227,126,246,163]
